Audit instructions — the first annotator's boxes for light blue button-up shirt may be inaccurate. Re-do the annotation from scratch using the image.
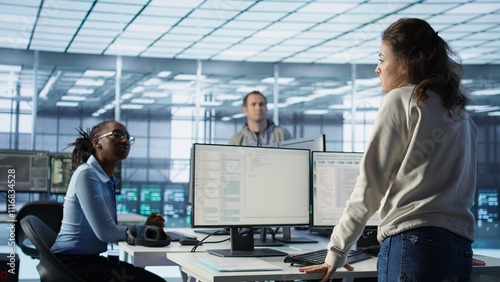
[51,155,128,255]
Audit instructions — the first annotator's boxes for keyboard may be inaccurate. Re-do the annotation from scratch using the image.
[166,231,197,242]
[284,248,373,266]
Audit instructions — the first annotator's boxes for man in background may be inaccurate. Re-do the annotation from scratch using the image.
[229,90,291,146]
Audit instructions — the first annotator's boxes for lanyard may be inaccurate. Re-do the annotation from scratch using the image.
[255,127,270,147]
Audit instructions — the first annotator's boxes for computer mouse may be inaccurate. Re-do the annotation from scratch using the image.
[179,238,201,245]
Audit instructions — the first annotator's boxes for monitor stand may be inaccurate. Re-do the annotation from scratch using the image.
[208,227,287,257]
[254,227,284,247]
[275,227,318,244]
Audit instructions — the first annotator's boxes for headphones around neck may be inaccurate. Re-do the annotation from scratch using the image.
[126,225,171,247]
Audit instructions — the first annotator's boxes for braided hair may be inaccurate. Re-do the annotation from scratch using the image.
[64,120,113,171]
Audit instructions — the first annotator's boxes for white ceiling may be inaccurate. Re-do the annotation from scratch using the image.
[0,0,499,119]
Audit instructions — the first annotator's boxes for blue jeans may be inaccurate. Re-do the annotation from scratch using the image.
[377,226,473,282]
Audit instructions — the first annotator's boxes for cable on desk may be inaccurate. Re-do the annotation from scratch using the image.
[190,230,230,252]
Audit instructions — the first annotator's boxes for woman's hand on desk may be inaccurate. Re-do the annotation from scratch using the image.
[298,262,354,282]
[145,212,165,227]
[473,257,486,266]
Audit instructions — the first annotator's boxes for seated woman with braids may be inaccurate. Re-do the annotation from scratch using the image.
[51,120,167,282]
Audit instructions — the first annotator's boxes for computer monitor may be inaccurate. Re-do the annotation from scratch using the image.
[472,187,500,248]
[188,147,194,205]
[276,134,326,243]
[117,183,139,214]
[49,153,73,194]
[49,152,122,194]
[139,183,162,216]
[192,143,311,257]
[163,183,188,220]
[311,151,379,227]
[0,149,49,193]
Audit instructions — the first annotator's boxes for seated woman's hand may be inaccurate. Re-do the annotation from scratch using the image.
[145,212,165,227]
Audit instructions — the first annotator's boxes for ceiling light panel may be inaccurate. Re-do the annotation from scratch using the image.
[464,33,500,41]
[241,36,284,45]
[125,23,172,34]
[200,35,242,44]
[0,4,38,16]
[178,18,228,29]
[283,12,332,23]
[222,20,270,30]
[188,8,240,20]
[198,0,252,10]
[210,28,255,37]
[248,1,305,12]
[30,33,73,41]
[267,21,316,32]
[79,21,126,32]
[468,14,500,24]
[176,48,219,60]
[447,3,500,14]
[68,42,109,50]
[154,0,204,8]
[141,49,182,58]
[298,2,357,13]
[92,2,143,13]
[131,15,175,25]
[161,33,204,42]
[86,13,135,24]
[170,26,215,35]
[236,11,287,21]
[445,24,494,33]
[39,8,88,19]
[399,3,458,14]
[143,4,192,17]
[266,45,303,52]
[76,29,120,38]
[309,22,359,33]
[427,14,477,25]
[33,26,76,34]
[294,31,337,40]
[190,42,232,50]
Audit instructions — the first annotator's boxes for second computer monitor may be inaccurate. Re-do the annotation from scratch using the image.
[312,151,379,227]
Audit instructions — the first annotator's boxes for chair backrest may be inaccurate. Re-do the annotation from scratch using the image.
[15,201,64,259]
[20,215,85,282]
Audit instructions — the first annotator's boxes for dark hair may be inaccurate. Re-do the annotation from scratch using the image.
[243,91,267,107]
[381,18,470,120]
[65,120,114,171]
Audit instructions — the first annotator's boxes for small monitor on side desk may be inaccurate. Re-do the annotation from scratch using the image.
[49,152,122,195]
[0,150,50,193]
[192,143,311,257]
[473,187,500,248]
[311,151,380,248]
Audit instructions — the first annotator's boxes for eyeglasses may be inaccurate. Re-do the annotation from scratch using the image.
[97,130,135,145]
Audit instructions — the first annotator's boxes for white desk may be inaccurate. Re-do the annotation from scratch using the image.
[117,213,148,223]
[166,252,500,282]
[118,228,230,267]
[118,228,322,267]
[1,212,146,224]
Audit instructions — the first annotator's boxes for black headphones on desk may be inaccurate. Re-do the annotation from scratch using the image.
[126,225,171,247]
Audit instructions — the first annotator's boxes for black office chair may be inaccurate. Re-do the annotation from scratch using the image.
[20,215,85,282]
[15,201,64,259]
